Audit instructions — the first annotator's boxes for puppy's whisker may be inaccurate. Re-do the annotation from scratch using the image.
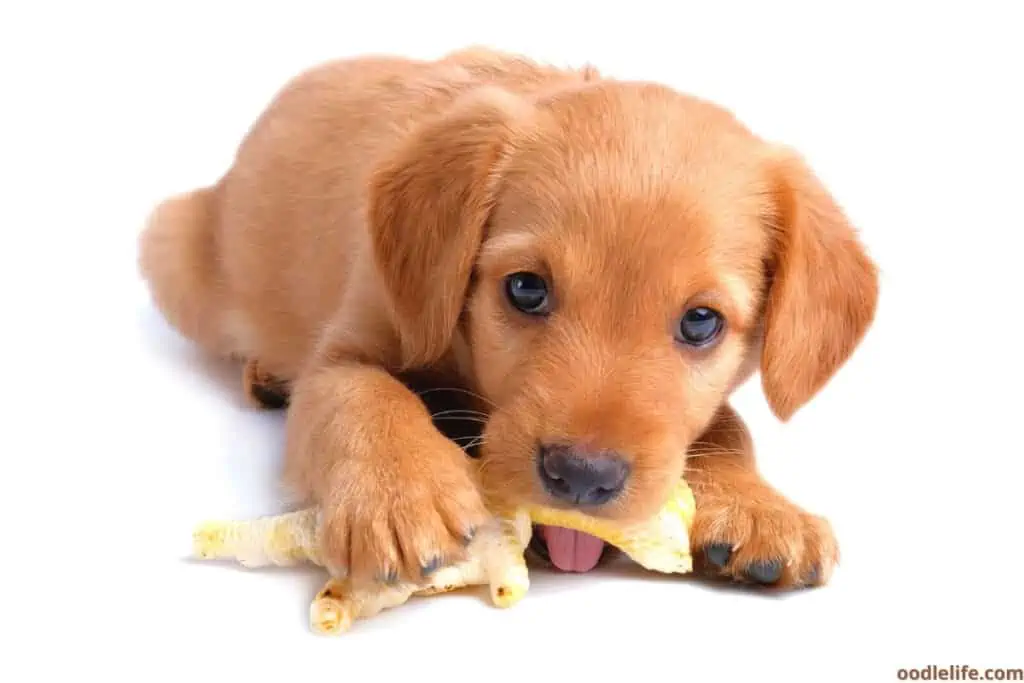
[432,416,488,425]
[417,387,496,409]
[685,448,746,459]
[687,445,745,454]
[430,409,489,420]
[689,438,747,449]
[451,434,486,443]
[692,426,749,439]
[456,437,488,455]
[688,445,743,454]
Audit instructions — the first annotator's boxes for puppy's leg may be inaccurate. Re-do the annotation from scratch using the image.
[686,405,838,589]
[283,361,490,587]
[139,187,237,357]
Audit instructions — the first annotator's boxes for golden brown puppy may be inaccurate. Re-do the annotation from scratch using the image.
[140,47,877,589]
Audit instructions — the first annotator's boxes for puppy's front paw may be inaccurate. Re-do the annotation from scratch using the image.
[691,489,838,589]
[321,443,491,586]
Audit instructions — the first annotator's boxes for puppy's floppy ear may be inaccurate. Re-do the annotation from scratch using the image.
[368,88,530,369]
[760,148,879,420]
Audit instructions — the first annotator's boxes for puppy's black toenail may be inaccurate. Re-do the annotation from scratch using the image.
[462,527,477,546]
[704,543,733,569]
[380,568,399,585]
[745,559,783,584]
[251,383,289,410]
[421,557,442,576]
[805,565,820,585]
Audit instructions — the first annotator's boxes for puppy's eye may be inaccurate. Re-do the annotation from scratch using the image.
[504,271,551,315]
[676,307,724,347]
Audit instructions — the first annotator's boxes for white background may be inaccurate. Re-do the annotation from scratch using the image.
[2,2,1021,682]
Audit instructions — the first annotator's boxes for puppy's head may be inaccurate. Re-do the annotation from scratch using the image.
[369,82,877,528]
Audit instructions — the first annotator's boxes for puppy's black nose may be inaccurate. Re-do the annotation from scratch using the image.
[537,444,630,506]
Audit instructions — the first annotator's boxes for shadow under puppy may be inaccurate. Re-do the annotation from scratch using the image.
[140,47,878,590]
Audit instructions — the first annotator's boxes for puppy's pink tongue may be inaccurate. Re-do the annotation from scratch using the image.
[538,525,606,572]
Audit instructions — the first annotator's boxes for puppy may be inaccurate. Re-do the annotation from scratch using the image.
[140,47,877,588]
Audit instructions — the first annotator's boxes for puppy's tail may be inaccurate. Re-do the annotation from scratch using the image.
[138,186,232,354]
